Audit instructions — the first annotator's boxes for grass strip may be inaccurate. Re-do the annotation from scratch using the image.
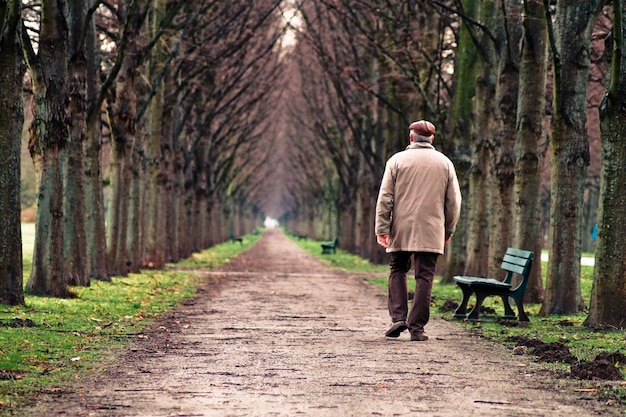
[0,231,261,412]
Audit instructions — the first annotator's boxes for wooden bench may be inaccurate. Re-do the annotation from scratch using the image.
[292,231,308,240]
[321,237,338,254]
[453,248,534,322]
[229,234,243,245]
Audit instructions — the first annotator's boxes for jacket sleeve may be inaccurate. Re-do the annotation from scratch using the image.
[375,162,394,236]
[444,162,462,238]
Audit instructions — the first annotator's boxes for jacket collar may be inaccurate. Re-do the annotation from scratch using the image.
[406,141,435,150]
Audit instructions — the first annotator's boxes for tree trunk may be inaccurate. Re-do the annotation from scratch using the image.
[144,0,167,269]
[463,0,494,278]
[108,67,137,276]
[83,0,109,281]
[487,0,522,278]
[444,0,479,282]
[585,0,626,328]
[106,134,124,276]
[337,181,357,252]
[85,106,109,280]
[190,190,204,252]
[177,176,192,260]
[107,3,144,275]
[206,199,219,247]
[65,0,90,286]
[358,177,378,261]
[26,0,71,297]
[581,180,599,253]
[307,204,316,239]
[586,110,626,327]
[165,112,181,263]
[126,146,144,273]
[541,0,603,315]
[144,98,167,268]
[512,0,549,303]
[27,148,70,297]
[0,0,25,305]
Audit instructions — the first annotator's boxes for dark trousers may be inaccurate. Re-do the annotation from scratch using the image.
[388,251,438,335]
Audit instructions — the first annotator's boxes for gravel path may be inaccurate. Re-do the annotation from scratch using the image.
[23,229,621,416]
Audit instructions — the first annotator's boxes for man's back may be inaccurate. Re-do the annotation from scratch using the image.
[378,141,459,254]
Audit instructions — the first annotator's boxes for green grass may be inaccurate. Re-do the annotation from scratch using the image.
[287,231,626,406]
[0,229,261,412]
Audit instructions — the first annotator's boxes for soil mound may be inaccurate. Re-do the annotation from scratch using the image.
[509,336,625,381]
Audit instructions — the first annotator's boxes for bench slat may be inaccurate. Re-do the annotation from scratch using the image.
[502,254,532,267]
[453,276,512,288]
[505,248,533,258]
[500,261,526,275]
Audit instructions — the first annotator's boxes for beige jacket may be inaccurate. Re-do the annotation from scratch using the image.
[375,142,462,254]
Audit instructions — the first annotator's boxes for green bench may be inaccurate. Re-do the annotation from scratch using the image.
[453,247,534,322]
[229,234,243,245]
[321,237,338,254]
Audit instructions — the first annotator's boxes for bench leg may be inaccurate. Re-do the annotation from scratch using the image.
[453,284,473,319]
[501,296,516,319]
[467,291,489,320]
[511,296,530,322]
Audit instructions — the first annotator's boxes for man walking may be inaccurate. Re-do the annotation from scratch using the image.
[375,120,462,341]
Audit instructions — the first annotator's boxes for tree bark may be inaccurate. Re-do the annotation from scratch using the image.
[0,0,25,305]
[585,0,626,328]
[512,0,549,303]
[164,98,180,263]
[108,56,139,276]
[84,0,109,281]
[26,0,72,298]
[144,0,167,269]
[444,0,478,281]
[541,0,604,315]
[107,0,144,276]
[126,145,144,273]
[65,0,90,286]
[487,0,522,278]
[462,0,493,278]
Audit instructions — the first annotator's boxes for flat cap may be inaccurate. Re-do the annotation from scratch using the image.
[409,120,436,137]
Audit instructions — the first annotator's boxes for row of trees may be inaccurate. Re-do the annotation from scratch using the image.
[2,0,625,328]
[278,0,625,327]
[0,0,288,304]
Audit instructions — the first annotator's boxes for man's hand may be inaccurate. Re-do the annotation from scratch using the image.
[377,234,389,248]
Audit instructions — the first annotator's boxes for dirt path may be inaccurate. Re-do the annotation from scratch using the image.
[23,229,621,416]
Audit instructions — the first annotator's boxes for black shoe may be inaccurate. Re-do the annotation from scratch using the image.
[385,321,408,338]
[410,333,429,342]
